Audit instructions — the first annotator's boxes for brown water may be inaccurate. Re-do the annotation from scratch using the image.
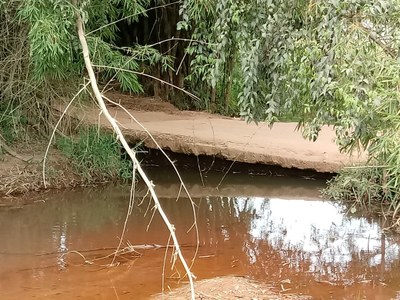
[1,171,400,299]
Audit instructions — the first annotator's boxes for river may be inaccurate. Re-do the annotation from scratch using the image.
[0,169,399,299]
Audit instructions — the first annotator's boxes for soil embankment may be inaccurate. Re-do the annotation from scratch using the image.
[0,93,365,198]
[0,143,80,200]
[62,92,365,173]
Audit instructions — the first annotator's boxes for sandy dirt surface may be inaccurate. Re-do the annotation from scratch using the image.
[152,276,311,300]
[62,91,365,173]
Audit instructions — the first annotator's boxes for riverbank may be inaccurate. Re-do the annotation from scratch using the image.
[60,91,366,173]
[0,92,365,199]
[0,141,98,202]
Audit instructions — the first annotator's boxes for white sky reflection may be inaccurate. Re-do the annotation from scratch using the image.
[234,197,399,270]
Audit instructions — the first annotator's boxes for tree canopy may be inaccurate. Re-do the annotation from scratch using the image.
[180,0,400,212]
[1,0,400,214]
[181,0,400,143]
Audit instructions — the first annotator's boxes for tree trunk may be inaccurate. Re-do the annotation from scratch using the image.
[223,46,235,114]
[210,87,216,112]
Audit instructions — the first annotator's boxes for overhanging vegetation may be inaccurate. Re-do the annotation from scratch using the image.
[1,0,400,221]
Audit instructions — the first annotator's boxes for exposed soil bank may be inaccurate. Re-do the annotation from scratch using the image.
[0,92,363,198]
[139,147,334,180]
[61,92,366,173]
[0,143,70,198]
[0,141,106,201]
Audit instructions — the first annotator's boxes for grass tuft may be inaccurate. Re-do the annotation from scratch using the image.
[56,126,132,182]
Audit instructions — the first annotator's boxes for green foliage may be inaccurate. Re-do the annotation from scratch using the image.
[323,166,385,208]
[17,0,77,80]
[179,0,400,217]
[180,0,400,133]
[15,0,169,92]
[180,0,310,117]
[18,0,139,92]
[0,0,172,142]
[322,161,400,223]
[56,127,132,182]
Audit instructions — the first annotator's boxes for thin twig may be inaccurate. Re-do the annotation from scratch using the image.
[111,166,137,265]
[147,37,216,48]
[94,65,201,102]
[162,234,173,296]
[42,82,89,187]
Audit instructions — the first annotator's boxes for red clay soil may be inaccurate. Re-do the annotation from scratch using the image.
[59,91,366,173]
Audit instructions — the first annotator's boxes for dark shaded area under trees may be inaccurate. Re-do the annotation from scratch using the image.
[116,1,191,105]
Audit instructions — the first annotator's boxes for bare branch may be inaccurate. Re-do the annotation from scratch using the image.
[74,5,196,299]
[93,64,201,102]
[358,22,397,59]
[0,134,32,162]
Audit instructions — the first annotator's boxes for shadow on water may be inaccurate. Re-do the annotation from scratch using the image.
[1,170,400,299]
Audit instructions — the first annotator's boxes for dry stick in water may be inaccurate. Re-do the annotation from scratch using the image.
[74,9,196,299]
[103,96,200,268]
[111,162,136,266]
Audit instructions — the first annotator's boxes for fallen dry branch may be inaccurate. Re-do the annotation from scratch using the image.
[73,5,196,299]
[60,245,142,266]
[0,135,32,163]
[35,243,189,257]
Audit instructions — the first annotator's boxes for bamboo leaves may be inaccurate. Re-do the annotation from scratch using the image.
[16,0,166,93]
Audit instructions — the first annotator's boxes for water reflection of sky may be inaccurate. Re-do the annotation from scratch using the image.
[234,197,400,271]
[52,222,68,270]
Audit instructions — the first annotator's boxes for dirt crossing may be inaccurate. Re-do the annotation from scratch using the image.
[61,93,365,173]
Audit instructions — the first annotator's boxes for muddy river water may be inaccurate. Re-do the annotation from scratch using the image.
[1,169,400,299]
